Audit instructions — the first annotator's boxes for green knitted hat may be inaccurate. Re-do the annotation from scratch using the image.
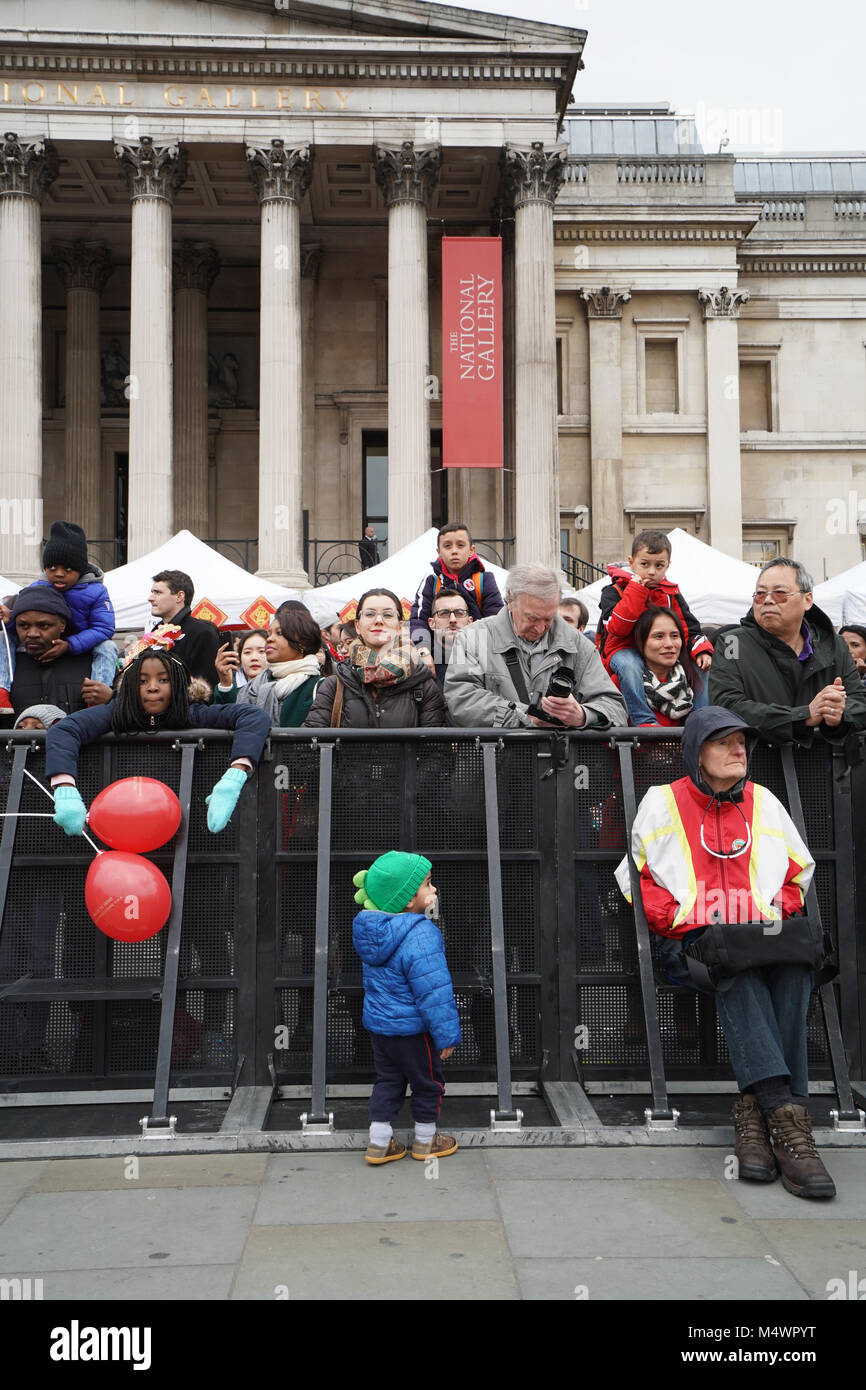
[353,852,432,914]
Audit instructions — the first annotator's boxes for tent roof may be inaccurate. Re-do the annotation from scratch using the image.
[814,559,866,627]
[103,531,300,630]
[573,528,759,630]
[302,528,509,620]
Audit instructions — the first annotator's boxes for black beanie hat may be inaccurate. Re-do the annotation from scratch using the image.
[42,521,88,574]
[11,585,72,624]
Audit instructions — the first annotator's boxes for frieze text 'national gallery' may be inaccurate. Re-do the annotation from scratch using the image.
[1,0,864,588]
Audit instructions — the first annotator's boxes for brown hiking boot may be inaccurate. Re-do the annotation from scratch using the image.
[765,1103,836,1200]
[365,1137,407,1166]
[732,1093,777,1183]
[411,1133,458,1160]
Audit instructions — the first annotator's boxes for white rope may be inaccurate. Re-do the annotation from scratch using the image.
[20,766,104,855]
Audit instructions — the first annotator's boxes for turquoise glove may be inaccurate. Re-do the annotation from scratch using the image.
[53,785,87,836]
[205,767,247,833]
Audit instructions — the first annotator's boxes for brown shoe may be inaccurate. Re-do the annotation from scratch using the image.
[365,1137,407,1166]
[732,1093,778,1182]
[411,1133,458,1160]
[765,1103,836,1199]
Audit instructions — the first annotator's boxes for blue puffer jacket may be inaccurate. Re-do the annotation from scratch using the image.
[352,910,462,1051]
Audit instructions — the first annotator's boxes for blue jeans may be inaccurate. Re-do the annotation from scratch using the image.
[609,646,707,727]
[654,932,812,1095]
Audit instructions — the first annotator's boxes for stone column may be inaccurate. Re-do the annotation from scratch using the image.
[172,240,219,538]
[53,241,113,541]
[300,243,321,534]
[0,133,58,583]
[247,139,312,587]
[114,136,187,558]
[373,140,441,552]
[580,287,632,568]
[502,142,566,570]
[699,286,749,558]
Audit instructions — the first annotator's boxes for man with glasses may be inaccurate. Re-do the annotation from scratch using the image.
[424,591,473,685]
[709,559,866,745]
[445,563,625,729]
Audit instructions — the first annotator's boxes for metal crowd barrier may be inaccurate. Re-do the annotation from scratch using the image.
[0,726,863,1152]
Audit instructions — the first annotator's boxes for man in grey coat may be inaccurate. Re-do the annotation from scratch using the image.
[444,562,627,729]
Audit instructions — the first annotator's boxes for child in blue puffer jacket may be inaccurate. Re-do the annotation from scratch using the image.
[352,851,462,1166]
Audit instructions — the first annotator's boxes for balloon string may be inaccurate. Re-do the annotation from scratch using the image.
[20,766,104,856]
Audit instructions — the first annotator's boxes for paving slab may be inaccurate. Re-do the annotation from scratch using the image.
[0,1187,259,1271]
[30,1155,269,1192]
[514,1255,809,1301]
[727,1152,866,1220]
[0,1160,49,1223]
[482,1146,725,1181]
[3,1264,236,1301]
[231,1221,518,1300]
[752,1220,866,1301]
[496,1179,771,1259]
[256,1151,495,1225]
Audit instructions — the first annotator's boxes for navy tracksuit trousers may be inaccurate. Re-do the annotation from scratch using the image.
[369,1031,445,1126]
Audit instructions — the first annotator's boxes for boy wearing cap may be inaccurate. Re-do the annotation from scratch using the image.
[352,851,462,1165]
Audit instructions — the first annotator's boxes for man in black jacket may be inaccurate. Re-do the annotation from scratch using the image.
[9,588,95,716]
[149,569,221,688]
[708,558,866,745]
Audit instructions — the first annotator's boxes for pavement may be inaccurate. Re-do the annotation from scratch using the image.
[2,1144,865,1301]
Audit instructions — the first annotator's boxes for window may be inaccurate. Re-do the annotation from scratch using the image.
[362,430,447,549]
[740,362,772,431]
[644,340,678,413]
[742,522,794,566]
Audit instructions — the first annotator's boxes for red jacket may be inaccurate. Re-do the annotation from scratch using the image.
[623,777,812,938]
[596,565,714,673]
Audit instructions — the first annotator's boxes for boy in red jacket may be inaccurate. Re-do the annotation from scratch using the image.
[596,529,713,726]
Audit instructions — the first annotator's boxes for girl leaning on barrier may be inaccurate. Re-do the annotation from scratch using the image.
[303,588,447,729]
[45,636,270,835]
[616,705,836,1201]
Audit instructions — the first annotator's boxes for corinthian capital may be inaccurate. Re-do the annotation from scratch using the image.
[246,140,313,205]
[698,286,750,319]
[0,131,59,201]
[173,240,220,294]
[501,142,567,209]
[372,141,440,208]
[580,287,632,319]
[114,136,188,203]
[52,240,113,293]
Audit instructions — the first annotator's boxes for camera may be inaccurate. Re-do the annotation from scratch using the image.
[526,665,577,726]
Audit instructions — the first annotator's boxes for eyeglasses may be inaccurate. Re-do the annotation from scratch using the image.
[753,589,801,604]
[431,609,470,623]
[358,610,401,622]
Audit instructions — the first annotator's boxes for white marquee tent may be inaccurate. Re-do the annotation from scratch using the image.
[814,560,866,628]
[103,530,301,631]
[302,527,509,621]
[571,528,760,631]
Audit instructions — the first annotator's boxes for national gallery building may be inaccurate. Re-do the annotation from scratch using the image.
[1,0,864,589]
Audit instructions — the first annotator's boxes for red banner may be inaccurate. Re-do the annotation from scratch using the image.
[442,237,502,469]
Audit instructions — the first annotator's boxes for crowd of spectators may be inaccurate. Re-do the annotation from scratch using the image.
[3,516,861,1198]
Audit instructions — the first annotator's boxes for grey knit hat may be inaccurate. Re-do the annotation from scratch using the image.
[13,704,67,730]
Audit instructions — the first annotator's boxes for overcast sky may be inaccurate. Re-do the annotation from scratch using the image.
[450,0,864,154]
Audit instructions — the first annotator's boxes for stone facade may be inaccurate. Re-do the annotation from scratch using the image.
[1,1,864,587]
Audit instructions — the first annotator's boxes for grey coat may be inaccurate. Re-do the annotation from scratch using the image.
[444,606,627,729]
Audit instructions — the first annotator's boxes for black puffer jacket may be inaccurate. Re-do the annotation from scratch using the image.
[708,604,866,746]
[303,659,447,728]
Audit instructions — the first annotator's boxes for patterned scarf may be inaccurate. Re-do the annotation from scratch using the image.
[642,662,695,721]
[350,632,420,686]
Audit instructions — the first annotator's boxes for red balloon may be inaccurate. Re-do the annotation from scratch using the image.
[85,851,172,942]
[88,777,181,852]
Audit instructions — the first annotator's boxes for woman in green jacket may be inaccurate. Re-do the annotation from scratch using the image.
[214,603,323,726]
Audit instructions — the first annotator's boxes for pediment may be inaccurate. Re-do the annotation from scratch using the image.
[8,0,586,46]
